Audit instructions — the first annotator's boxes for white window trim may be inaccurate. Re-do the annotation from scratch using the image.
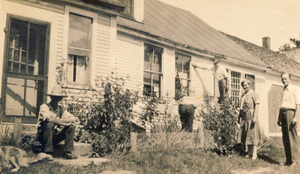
[64,6,98,87]
[175,52,192,99]
[143,43,164,97]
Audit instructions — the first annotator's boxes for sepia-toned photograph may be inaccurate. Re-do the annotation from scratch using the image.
[0,0,300,173]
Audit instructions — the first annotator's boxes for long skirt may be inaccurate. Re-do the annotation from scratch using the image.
[237,110,261,146]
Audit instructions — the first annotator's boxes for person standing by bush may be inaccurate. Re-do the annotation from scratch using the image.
[277,73,300,166]
[178,96,197,132]
[237,79,261,160]
[36,85,77,159]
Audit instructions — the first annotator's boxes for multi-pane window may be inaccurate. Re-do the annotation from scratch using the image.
[175,53,191,100]
[7,19,46,75]
[143,44,163,97]
[67,13,92,84]
[119,0,134,17]
[231,71,241,103]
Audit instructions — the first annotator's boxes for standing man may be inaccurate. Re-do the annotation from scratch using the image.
[36,85,77,159]
[192,56,230,102]
[277,73,300,166]
[213,58,230,101]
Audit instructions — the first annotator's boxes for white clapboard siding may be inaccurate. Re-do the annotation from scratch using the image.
[94,15,111,78]
[163,48,175,97]
[191,57,214,106]
[116,34,143,90]
[56,14,65,67]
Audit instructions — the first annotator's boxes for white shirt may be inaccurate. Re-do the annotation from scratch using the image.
[214,65,229,81]
[281,85,300,109]
[179,96,195,105]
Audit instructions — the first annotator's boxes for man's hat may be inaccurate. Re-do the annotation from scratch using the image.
[46,85,67,97]
[214,55,225,64]
[213,58,221,64]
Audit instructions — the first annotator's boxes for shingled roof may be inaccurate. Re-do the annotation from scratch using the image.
[222,32,300,76]
[117,0,267,67]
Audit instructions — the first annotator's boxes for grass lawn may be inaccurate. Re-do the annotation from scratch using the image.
[2,137,299,174]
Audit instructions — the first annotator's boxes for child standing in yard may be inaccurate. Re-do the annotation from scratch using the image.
[237,79,261,160]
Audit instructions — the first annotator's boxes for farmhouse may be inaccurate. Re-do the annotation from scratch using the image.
[0,0,298,137]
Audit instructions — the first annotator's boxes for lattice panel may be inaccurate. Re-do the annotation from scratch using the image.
[268,85,283,133]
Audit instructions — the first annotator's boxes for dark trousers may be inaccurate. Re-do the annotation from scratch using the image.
[280,109,299,164]
[178,104,195,132]
[218,79,228,98]
[42,122,75,153]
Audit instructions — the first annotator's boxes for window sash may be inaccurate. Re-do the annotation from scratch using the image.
[67,13,92,84]
[230,71,241,103]
[175,53,191,99]
[143,44,163,97]
[143,72,162,97]
[7,19,46,76]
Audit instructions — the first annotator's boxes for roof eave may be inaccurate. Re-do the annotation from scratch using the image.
[117,25,270,73]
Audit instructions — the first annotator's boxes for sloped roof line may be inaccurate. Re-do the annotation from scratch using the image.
[170,6,232,52]
[148,1,206,49]
[117,0,268,67]
[117,24,220,56]
[156,0,261,61]
[143,5,188,44]
[117,23,269,71]
[149,0,265,65]
[222,32,300,77]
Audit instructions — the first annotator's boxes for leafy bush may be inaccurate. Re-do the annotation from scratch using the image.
[200,99,240,156]
[139,95,160,125]
[19,135,42,153]
[68,73,139,156]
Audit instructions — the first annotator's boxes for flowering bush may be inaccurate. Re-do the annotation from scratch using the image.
[68,72,140,156]
[200,99,240,156]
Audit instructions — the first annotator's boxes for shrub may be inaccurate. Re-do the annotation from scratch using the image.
[200,99,239,156]
[68,73,139,156]
[19,135,42,153]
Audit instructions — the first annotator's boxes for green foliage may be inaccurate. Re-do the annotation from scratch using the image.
[19,135,42,153]
[200,99,239,155]
[55,61,66,86]
[151,114,181,133]
[139,95,160,125]
[68,72,139,156]
[279,38,300,51]
[0,124,14,146]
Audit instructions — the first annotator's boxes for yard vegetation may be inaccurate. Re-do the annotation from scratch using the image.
[0,71,296,173]
[1,137,297,174]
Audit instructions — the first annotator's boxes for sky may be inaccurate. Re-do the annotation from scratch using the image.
[159,0,300,51]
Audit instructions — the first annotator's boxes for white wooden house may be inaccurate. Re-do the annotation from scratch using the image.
[1,0,299,137]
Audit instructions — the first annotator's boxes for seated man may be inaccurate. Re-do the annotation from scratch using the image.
[36,85,76,159]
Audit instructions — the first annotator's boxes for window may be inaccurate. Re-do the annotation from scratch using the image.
[230,71,241,103]
[67,13,92,84]
[175,53,191,100]
[143,44,163,97]
[119,0,133,17]
[3,16,49,122]
[245,74,255,91]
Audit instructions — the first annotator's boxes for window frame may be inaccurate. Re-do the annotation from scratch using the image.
[65,6,97,86]
[230,70,241,104]
[175,52,191,100]
[119,0,134,18]
[143,43,163,97]
[66,12,93,85]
